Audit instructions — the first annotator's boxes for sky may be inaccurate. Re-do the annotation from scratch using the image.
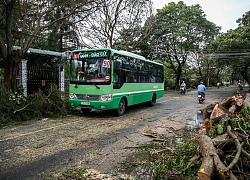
[152,0,250,32]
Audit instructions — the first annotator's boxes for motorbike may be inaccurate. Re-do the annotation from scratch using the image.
[198,92,205,103]
[180,86,186,94]
[238,83,243,91]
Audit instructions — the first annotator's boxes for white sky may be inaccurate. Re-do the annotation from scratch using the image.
[153,0,250,32]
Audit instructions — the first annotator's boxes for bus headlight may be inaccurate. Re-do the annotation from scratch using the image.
[69,93,77,99]
[99,94,112,101]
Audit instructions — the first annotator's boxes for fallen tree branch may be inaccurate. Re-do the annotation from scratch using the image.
[13,103,30,114]
[240,142,250,160]
[237,121,250,145]
[225,126,242,173]
[197,135,237,180]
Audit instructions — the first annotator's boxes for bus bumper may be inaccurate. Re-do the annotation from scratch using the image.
[68,99,115,110]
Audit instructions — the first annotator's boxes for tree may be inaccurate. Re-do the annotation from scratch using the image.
[76,0,154,49]
[0,0,100,93]
[209,11,250,87]
[147,1,220,89]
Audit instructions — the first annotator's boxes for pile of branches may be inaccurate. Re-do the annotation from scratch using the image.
[194,93,250,180]
[0,85,68,127]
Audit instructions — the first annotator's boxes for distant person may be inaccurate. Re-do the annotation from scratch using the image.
[197,81,206,99]
[216,82,220,89]
[180,81,186,93]
[238,81,243,91]
[149,73,155,82]
[181,81,186,88]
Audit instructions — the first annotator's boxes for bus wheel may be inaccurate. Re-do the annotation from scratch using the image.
[81,108,91,113]
[147,93,156,106]
[116,98,126,116]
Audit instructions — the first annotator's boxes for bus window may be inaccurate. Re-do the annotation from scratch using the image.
[141,76,145,83]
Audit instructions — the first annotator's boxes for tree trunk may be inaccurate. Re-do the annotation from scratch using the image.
[3,53,21,93]
[175,67,181,90]
[198,135,237,180]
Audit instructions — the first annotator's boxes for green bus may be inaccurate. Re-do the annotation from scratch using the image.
[68,48,164,116]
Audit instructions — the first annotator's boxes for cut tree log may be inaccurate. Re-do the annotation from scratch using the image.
[202,104,215,119]
[197,135,237,180]
[229,104,237,113]
[236,98,244,107]
[244,93,250,107]
[210,104,228,120]
[220,97,234,109]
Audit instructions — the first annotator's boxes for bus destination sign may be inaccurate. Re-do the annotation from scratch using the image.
[75,51,107,59]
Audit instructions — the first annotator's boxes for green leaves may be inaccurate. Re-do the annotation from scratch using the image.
[209,10,250,84]
[147,1,220,89]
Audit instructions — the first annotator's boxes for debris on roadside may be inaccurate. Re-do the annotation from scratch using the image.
[142,130,157,138]
[195,92,250,179]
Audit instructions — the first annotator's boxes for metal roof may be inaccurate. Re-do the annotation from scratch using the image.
[13,46,61,57]
[0,46,62,67]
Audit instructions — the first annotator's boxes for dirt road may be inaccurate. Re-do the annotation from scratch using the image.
[0,85,240,179]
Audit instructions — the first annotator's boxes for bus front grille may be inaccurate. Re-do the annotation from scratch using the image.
[76,94,99,100]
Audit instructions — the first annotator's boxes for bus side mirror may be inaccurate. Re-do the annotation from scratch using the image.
[61,51,70,63]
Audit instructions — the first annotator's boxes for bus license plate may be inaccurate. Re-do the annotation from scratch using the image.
[81,102,90,105]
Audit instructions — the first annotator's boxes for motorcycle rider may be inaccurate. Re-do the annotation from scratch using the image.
[238,81,243,91]
[180,81,186,94]
[197,81,206,99]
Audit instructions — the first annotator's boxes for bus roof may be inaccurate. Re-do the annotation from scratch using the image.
[72,48,163,66]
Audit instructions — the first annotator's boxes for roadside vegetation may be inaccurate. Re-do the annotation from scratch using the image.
[0,85,69,128]
[118,128,201,180]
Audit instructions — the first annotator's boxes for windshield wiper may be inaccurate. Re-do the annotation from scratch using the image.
[74,80,80,88]
[90,81,100,89]
[86,76,100,89]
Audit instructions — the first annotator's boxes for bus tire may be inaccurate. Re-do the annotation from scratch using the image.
[116,98,126,116]
[147,93,156,106]
[81,108,91,113]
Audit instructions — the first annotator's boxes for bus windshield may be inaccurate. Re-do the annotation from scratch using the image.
[70,51,111,83]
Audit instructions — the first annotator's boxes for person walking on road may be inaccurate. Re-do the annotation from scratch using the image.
[197,81,206,99]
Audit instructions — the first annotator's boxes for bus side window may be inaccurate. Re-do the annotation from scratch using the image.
[127,75,135,83]
[141,76,145,83]
[114,72,119,82]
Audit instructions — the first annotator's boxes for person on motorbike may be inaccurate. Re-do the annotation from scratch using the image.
[197,81,206,99]
[180,81,186,94]
[238,81,243,91]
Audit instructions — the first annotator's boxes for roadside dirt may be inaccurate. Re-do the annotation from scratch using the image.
[0,86,242,179]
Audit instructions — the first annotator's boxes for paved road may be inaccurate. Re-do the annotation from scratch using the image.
[0,85,240,179]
